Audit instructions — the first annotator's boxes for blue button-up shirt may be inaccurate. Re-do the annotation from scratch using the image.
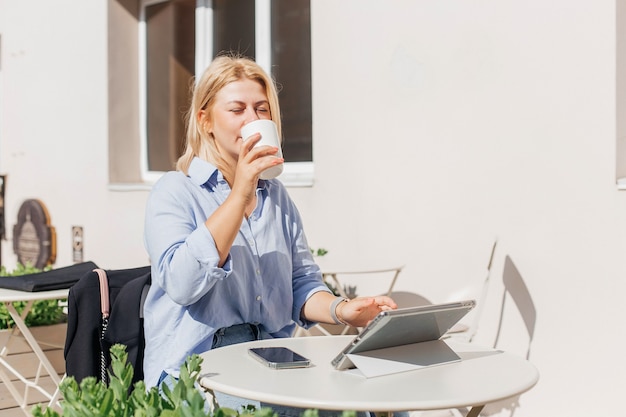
[142,157,329,387]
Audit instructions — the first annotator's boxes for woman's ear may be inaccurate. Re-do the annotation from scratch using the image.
[198,110,212,134]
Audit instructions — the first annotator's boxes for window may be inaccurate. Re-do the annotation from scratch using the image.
[270,1,313,164]
[144,0,195,173]
[139,0,313,186]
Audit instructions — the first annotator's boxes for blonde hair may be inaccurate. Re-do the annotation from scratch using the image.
[176,54,282,176]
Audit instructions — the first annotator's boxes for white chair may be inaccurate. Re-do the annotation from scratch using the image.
[468,255,537,417]
[442,239,498,341]
[322,265,405,299]
[466,239,498,342]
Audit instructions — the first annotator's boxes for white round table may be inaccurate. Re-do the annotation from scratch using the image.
[199,335,539,414]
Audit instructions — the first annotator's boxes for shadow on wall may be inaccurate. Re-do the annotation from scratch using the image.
[493,255,537,360]
[482,255,537,417]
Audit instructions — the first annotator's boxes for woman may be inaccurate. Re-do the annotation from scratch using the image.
[143,54,397,412]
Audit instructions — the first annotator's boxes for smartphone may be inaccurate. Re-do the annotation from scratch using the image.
[248,347,311,369]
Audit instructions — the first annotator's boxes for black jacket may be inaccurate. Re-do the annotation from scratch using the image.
[0,261,98,291]
[64,266,151,384]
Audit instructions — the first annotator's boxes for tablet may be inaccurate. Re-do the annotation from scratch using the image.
[331,299,476,370]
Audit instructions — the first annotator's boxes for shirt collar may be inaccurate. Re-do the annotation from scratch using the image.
[187,157,220,187]
[187,157,268,190]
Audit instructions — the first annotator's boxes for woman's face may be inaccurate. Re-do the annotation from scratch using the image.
[204,77,271,160]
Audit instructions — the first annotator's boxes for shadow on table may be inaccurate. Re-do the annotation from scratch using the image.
[455,349,501,362]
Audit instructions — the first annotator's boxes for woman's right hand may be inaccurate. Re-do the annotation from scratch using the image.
[232,132,283,203]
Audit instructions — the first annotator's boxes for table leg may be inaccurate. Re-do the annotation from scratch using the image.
[466,405,485,417]
[0,301,63,411]
[5,302,61,385]
[0,365,28,415]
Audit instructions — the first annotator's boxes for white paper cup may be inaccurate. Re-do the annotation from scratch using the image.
[241,119,284,179]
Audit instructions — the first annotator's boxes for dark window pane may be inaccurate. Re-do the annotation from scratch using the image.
[146,0,195,172]
[213,0,255,57]
[143,0,312,172]
[271,0,312,162]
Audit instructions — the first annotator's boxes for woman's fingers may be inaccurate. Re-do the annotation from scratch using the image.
[232,137,283,199]
[241,134,282,166]
[351,296,397,312]
[373,295,398,310]
[240,132,262,156]
[242,147,283,180]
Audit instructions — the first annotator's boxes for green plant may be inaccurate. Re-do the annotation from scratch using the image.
[309,248,328,257]
[0,262,52,277]
[0,263,65,329]
[32,344,358,417]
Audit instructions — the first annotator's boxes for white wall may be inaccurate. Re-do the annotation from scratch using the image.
[1,0,624,415]
[302,1,624,415]
[0,0,151,269]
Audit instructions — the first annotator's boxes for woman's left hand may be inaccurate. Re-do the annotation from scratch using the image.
[337,296,398,328]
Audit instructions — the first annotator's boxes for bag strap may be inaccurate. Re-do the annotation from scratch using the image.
[93,268,110,384]
[93,268,110,319]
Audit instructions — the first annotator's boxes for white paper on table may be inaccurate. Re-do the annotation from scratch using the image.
[344,340,461,378]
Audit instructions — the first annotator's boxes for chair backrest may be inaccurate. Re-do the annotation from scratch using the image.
[466,239,498,342]
[322,265,405,299]
[493,255,536,359]
[64,266,151,384]
[386,291,432,309]
[442,239,497,342]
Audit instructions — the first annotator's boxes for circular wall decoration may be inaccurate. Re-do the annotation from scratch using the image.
[12,199,57,269]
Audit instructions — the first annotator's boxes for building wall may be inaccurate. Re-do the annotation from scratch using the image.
[1,0,624,415]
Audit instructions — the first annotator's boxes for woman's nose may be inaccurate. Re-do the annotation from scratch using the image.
[244,107,261,124]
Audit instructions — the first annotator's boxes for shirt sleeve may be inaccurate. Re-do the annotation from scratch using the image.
[144,172,231,305]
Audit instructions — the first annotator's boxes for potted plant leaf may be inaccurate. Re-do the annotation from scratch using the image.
[32,344,358,417]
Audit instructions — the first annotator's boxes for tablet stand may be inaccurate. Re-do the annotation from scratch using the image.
[345,340,461,378]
